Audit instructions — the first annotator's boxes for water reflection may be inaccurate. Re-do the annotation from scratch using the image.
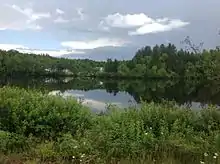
[49,89,137,112]
[1,77,220,110]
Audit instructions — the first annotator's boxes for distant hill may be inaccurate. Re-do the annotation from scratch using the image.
[61,46,137,61]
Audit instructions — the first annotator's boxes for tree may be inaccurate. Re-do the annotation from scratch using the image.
[118,63,130,76]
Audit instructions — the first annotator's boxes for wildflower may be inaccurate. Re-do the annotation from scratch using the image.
[72,156,75,159]
[74,145,78,149]
[81,154,85,158]
[200,161,205,164]
[150,127,152,130]
[204,152,208,157]
[161,132,164,135]
[145,132,148,135]
[213,156,217,159]
[214,153,218,156]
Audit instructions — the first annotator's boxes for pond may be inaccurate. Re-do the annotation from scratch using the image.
[1,77,220,111]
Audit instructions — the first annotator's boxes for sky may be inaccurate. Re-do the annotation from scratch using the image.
[0,0,220,60]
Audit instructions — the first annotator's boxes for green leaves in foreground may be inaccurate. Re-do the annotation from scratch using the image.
[1,86,220,163]
[0,86,92,139]
[0,130,29,153]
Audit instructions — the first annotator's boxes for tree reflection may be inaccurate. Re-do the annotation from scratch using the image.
[1,77,220,107]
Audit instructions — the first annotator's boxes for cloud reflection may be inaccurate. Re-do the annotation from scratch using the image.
[48,90,123,111]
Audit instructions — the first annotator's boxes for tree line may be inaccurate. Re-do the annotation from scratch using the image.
[104,43,220,80]
[0,49,104,77]
[1,42,220,80]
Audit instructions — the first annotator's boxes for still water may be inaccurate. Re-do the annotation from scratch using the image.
[1,77,220,111]
[49,89,138,112]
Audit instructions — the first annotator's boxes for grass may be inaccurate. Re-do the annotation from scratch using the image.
[1,86,220,163]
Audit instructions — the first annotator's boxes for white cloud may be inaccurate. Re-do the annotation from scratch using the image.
[98,20,110,31]
[101,13,189,35]
[61,38,128,50]
[27,24,43,30]
[129,19,189,35]
[55,8,85,22]
[0,4,51,30]
[10,5,51,21]
[56,8,64,15]
[76,8,85,20]
[54,16,70,23]
[19,49,84,57]
[0,44,84,57]
[103,13,153,28]
[0,44,28,51]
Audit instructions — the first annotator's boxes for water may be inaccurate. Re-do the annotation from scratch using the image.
[48,89,138,112]
[1,77,220,111]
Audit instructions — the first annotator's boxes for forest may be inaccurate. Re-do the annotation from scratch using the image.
[0,49,105,77]
[1,40,220,80]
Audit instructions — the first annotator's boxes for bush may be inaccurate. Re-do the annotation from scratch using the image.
[35,141,57,161]
[0,86,93,139]
[1,86,220,163]
[0,130,29,153]
[81,103,220,161]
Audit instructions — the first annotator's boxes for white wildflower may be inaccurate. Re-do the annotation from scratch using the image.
[200,161,205,164]
[204,152,208,157]
[213,156,217,159]
[150,127,152,130]
[81,154,85,158]
[74,145,77,149]
[145,132,148,135]
[214,153,218,156]
[72,156,75,159]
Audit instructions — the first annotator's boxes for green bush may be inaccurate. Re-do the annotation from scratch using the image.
[34,141,57,161]
[55,133,80,158]
[81,103,220,161]
[0,130,29,153]
[1,86,220,163]
[0,86,93,139]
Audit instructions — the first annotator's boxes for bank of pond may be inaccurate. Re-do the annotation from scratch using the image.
[0,86,220,163]
[2,77,220,110]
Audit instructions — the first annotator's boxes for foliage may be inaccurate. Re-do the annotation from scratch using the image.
[1,86,220,163]
[0,49,104,77]
[2,76,220,109]
[0,86,92,139]
[2,43,220,79]
[0,130,29,153]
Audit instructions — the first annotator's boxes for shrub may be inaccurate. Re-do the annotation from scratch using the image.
[0,130,29,153]
[1,86,220,163]
[35,141,57,161]
[0,86,93,139]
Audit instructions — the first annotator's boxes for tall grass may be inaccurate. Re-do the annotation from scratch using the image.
[0,86,220,163]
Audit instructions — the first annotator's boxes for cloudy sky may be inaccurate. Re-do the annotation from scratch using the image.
[0,0,220,60]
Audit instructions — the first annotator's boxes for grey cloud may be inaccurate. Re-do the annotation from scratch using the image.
[0,0,220,59]
[61,46,138,61]
[0,5,27,29]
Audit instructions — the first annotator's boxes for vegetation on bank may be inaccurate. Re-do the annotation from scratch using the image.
[2,76,220,107]
[1,86,220,163]
[1,41,220,80]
